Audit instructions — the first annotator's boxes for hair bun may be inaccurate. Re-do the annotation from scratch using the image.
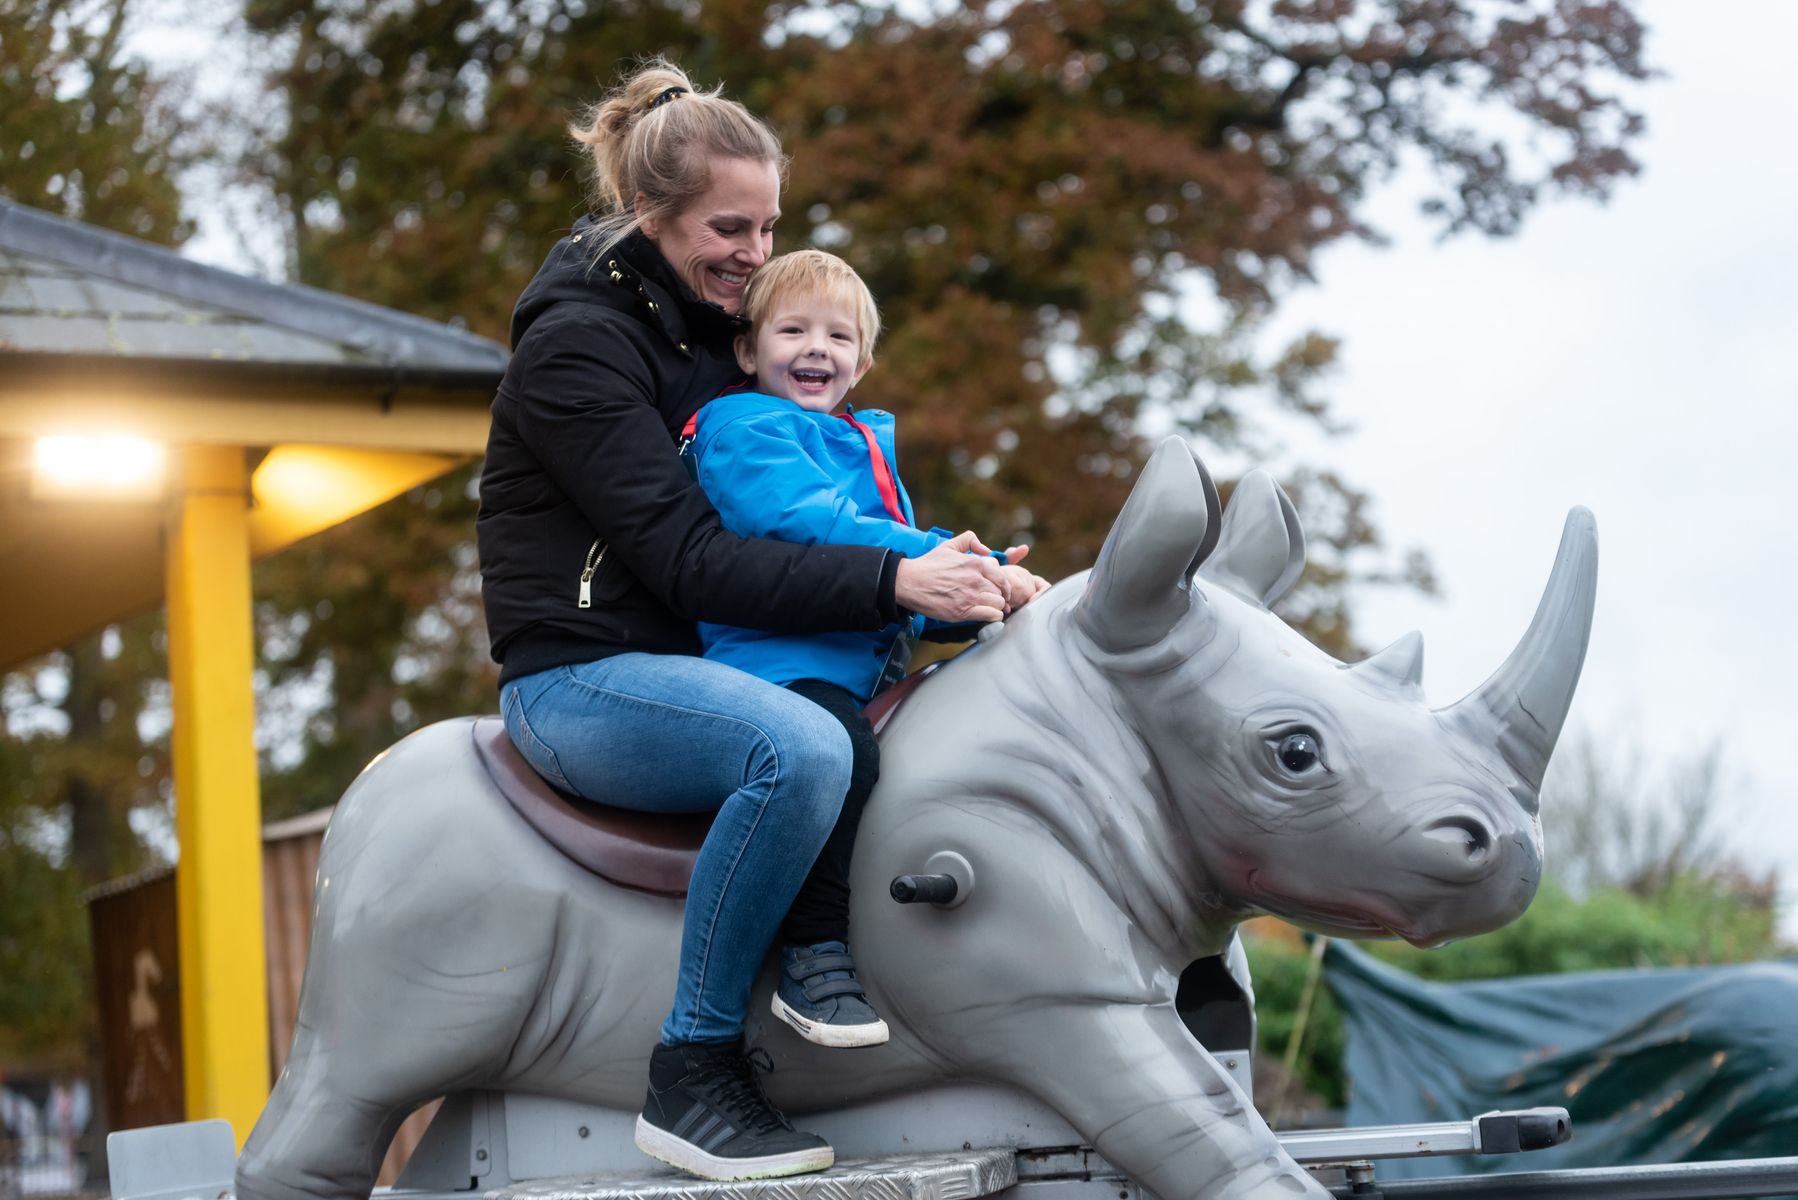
[566,57,786,262]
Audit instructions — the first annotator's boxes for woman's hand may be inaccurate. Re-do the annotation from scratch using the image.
[897,532,1009,622]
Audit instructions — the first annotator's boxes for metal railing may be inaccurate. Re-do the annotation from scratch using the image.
[0,1133,96,1200]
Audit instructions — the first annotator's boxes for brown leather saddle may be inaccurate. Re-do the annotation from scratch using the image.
[470,664,940,897]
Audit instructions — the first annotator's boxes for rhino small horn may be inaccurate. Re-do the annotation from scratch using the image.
[1440,508,1599,795]
[1077,437,1220,651]
[1354,630,1424,690]
[1197,470,1306,608]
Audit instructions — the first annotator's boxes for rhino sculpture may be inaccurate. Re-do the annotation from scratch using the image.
[238,437,1597,1200]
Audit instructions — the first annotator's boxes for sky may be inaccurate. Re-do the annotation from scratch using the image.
[1250,0,1798,931]
[149,1,1798,932]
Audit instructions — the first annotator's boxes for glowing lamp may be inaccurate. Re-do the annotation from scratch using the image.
[30,435,167,501]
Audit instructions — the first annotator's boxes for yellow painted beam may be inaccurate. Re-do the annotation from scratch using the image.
[0,382,491,454]
[166,444,269,1145]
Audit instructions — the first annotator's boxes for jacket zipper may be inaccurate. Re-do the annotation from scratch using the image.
[578,540,606,609]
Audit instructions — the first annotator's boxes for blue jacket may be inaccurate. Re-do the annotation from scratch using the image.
[692,393,945,701]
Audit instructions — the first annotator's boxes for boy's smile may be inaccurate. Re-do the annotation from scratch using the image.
[736,297,869,413]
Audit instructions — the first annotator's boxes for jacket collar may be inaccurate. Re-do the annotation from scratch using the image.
[600,227,746,359]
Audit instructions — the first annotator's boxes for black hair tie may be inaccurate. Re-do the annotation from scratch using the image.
[649,85,688,110]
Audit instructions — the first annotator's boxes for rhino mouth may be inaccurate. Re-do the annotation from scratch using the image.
[1247,872,1423,944]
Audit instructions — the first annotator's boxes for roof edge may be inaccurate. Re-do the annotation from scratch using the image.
[0,198,509,373]
[0,348,502,394]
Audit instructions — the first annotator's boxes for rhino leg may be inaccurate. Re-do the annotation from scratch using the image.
[236,719,568,1196]
[235,1033,415,1200]
[986,1000,1328,1200]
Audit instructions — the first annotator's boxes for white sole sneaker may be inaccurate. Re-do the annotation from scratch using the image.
[771,992,891,1048]
[633,1114,834,1181]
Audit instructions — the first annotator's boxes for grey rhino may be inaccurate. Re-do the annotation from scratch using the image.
[237,437,1597,1200]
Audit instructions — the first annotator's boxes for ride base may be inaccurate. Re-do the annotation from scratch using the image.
[114,1080,1798,1200]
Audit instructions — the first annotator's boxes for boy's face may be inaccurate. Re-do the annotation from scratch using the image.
[735,293,869,414]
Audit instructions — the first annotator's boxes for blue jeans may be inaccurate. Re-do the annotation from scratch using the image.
[501,653,852,1045]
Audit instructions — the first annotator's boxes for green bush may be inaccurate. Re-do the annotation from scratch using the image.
[1244,935,1348,1108]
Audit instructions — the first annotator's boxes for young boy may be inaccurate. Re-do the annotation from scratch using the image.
[688,249,1034,1049]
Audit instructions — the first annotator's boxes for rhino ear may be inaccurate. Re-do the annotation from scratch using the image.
[1197,470,1305,608]
[1353,630,1425,691]
[1077,437,1221,651]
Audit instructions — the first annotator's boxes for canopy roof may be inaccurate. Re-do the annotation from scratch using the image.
[0,198,504,371]
[0,198,509,669]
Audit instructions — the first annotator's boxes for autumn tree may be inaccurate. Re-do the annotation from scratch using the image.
[231,0,1646,808]
[0,0,195,241]
[253,473,497,818]
[0,624,175,1065]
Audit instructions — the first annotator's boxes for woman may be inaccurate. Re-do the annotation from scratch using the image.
[476,60,1030,1182]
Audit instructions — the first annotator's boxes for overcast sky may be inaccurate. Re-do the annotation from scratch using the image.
[158,1,1797,933]
[1254,0,1798,932]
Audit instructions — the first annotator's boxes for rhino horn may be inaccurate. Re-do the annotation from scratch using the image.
[1197,470,1305,609]
[1077,436,1220,651]
[1353,630,1424,690]
[1439,507,1599,795]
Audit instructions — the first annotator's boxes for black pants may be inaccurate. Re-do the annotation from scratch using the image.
[778,678,880,946]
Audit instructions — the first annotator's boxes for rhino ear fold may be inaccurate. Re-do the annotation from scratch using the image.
[1197,470,1305,608]
[1077,437,1221,651]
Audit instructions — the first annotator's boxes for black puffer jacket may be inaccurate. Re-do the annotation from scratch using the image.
[477,222,900,684]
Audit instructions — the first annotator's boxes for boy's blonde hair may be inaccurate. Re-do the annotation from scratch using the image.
[741,249,881,369]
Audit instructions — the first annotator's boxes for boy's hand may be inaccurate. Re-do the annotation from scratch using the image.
[999,545,1051,611]
[999,563,1051,611]
[897,532,1008,622]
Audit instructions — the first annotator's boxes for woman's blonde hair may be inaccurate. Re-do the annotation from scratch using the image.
[569,58,787,261]
[740,249,882,370]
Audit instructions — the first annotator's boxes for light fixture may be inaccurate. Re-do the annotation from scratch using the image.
[31,434,167,501]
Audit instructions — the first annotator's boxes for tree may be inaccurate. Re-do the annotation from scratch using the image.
[227,0,1645,801]
[0,0,196,241]
[253,469,496,820]
[1541,732,1746,900]
[0,622,175,1065]
[246,0,1651,530]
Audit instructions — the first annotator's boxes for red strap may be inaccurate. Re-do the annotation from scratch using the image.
[680,380,752,441]
[688,402,908,526]
[835,412,908,525]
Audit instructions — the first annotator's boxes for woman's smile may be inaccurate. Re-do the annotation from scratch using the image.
[640,157,780,314]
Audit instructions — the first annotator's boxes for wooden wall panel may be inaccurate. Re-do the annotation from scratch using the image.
[88,871,184,1132]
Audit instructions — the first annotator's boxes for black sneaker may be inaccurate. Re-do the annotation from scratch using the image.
[634,1040,834,1181]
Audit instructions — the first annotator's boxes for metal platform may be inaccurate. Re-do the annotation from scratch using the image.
[483,1149,1016,1200]
[1325,1157,1798,1200]
[107,1105,1798,1200]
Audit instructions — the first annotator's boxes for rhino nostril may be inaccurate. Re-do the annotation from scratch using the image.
[1425,815,1492,863]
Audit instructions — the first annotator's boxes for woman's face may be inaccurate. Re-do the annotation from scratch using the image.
[639,157,781,314]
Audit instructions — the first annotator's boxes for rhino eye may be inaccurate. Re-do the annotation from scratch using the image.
[1276,731,1322,774]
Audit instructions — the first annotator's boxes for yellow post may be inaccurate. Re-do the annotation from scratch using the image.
[166,443,269,1144]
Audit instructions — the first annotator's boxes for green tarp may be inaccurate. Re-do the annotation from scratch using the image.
[1324,941,1798,1181]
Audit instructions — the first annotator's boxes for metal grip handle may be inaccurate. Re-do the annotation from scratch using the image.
[890,873,959,904]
